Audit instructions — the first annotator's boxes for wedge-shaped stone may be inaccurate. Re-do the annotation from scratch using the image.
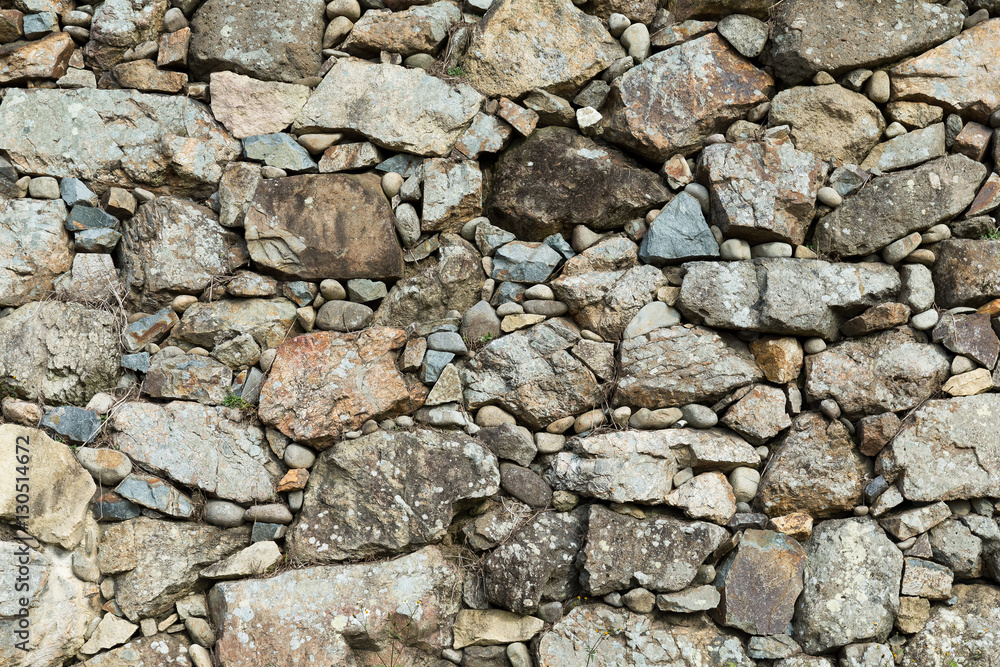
[293,58,482,157]
[110,402,280,503]
[602,33,773,160]
[861,123,946,172]
[0,31,73,83]
[0,197,71,307]
[678,259,901,340]
[143,354,234,405]
[814,155,986,257]
[878,394,1000,502]
[459,0,624,99]
[210,547,461,667]
[767,0,962,85]
[169,297,298,351]
[891,20,1000,123]
[616,325,764,408]
[582,505,727,595]
[0,88,239,197]
[462,318,602,428]
[805,328,949,418]
[259,328,418,447]
[209,71,309,139]
[244,173,402,281]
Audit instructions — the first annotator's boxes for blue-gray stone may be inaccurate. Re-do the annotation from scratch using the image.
[236,367,265,406]
[121,352,151,372]
[93,493,142,522]
[492,242,563,283]
[638,192,719,266]
[115,473,194,518]
[490,281,526,306]
[280,281,316,306]
[66,204,119,231]
[243,133,317,172]
[40,406,102,444]
[251,522,285,543]
[23,12,58,38]
[376,153,423,178]
[543,233,576,260]
[346,278,387,303]
[421,349,455,383]
[75,228,122,253]
[426,331,468,355]
[60,178,99,207]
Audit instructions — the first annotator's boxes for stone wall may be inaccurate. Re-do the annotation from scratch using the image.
[1,0,1000,665]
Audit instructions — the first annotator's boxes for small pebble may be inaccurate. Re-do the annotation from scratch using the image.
[720,238,752,260]
[681,404,717,428]
[381,172,403,198]
[816,186,842,208]
[684,183,710,214]
[853,506,870,516]
[803,338,827,354]
[910,309,939,330]
[819,399,841,420]
[951,356,975,375]
[750,242,792,258]
[884,121,907,139]
[608,12,630,37]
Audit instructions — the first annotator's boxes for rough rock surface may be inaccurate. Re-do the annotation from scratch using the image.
[287,428,498,561]
[0,88,239,197]
[934,239,1000,307]
[902,584,1000,665]
[487,127,668,240]
[169,297,298,350]
[0,197,72,307]
[602,33,773,159]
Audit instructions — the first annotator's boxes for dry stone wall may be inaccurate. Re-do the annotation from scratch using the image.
[1,0,1000,665]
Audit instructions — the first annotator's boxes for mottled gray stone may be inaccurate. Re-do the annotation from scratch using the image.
[243,133,317,172]
[0,197,71,307]
[638,192,718,265]
[41,406,102,444]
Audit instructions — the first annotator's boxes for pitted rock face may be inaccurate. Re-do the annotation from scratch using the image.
[287,429,498,561]
[0,197,72,307]
[902,585,1000,665]
[169,297,300,351]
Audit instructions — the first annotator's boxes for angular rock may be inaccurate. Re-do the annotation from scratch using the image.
[749,336,803,384]
[189,0,325,83]
[0,197,72,307]
[666,471,737,524]
[551,237,666,340]
[144,354,233,405]
[288,428,497,561]
[756,413,867,518]
[455,112,513,159]
[678,259,901,340]
[638,192,719,264]
[932,312,999,369]
[805,328,949,417]
[259,328,417,446]
[714,529,806,635]
[111,402,279,503]
[99,517,250,621]
[901,557,953,600]
[218,161,261,228]
[80,635,193,667]
[616,325,764,408]
[933,239,1000,308]
[815,155,986,257]
[119,197,247,310]
[115,473,194,518]
[582,505,727,595]
[0,31,73,84]
[902,584,1000,664]
[538,606,753,666]
[112,59,187,93]
[768,84,884,164]
[462,318,602,428]
[701,134,826,245]
[211,546,461,667]
[655,586,721,613]
[492,241,562,284]
[891,20,1000,123]
[199,541,282,579]
[40,406,102,444]
[602,33,773,160]
[767,0,962,85]
[931,519,984,578]
[341,2,459,56]
[459,0,624,98]
[170,298,298,351]
[294,59,483,157]
[483,508,586,614]
[878,394,1000,501]
[242,132,316,172]
[0,301,120,406]
[0,88,239,197]
[318,142,382,173]
[0,425,96,549]
[793,518,903,654]
[80,614,138,655]
[84,0,167,72]
[244,172,402,281]
[721,384,792,445]
[487,127,668,241]
[861,123,946,172]
[209,71,309,139]
[422,158,482,232]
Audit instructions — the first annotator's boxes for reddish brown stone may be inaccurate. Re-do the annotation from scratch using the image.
[276,468,309,492]
[0,32,73,84]
[978,298,1000,317]
[258,328,422,448]
[0,10,23,44]
[157,27,190,69]
[497,97,538,137]
[932,311,1000,369]
[840,302,911,337]
[857,412,902,457]
[934,239,1000,308]
[750,336,804,384]
[953,121,992,161]
[966,172,1000,217]
[714,529,806,635]
[244,173,403,281]
[112,59,187,93]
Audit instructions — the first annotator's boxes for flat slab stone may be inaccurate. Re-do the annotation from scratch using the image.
[0,88,239,197]
[110,401,280,503]
[169,297,298,351]
[677,259,901,340]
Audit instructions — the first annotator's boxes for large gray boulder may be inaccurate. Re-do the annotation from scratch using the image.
[110,402,281,503]
[793,518,903,654]
[287,429,498,562]
[487,127,669,241]
[902,585,1000,665]
[878,394,1000,501]
[677,259,901,340]
[168,297,299,351]
[293,59,483,157]
[638,192,719,264]
[0,197,72,307]
[0,301,120,406]
[0,89,240,197]
[211,547,462,667]
[84,0,168,72]
[767,0,963,84]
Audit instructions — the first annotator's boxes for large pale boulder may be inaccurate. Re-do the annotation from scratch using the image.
[169,297,299,351]
[209,71,310,139]
[0,198,72,307]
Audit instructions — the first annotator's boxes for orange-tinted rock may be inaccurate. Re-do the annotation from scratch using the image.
[857,412,901,457]
[602,33,773,160]
[714,529,806,635]
[749,336,803,384]
[0,32,73,83]
[978,298,1000,317]
[0,10,23,44]
[258,328,419,447]
[890,19,1000,123]
[967,172,1000,218]
[244,173,402,281]
[767,513,813,540]
[952,121,992,161]
[840,302,911,337]
[157,27,190,69]
[340,1,459,57]
[276,468,309,492]
[112,58,187,93]
[934,239,1000,308]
